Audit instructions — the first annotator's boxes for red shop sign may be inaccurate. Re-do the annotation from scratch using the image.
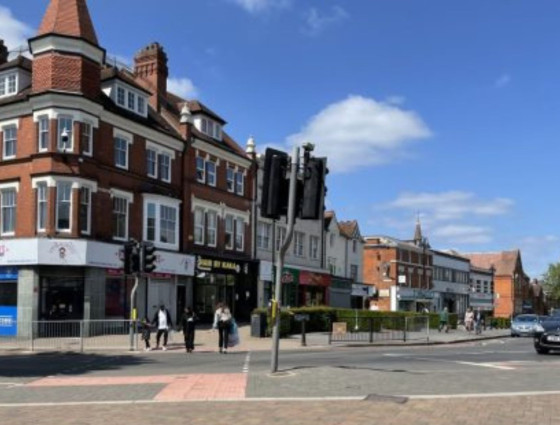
[299,271,331,287]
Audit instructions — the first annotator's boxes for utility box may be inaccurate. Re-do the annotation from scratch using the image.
[251,313,267,338]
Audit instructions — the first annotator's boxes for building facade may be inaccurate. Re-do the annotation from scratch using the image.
[0,0,256,331]
[468,265,495,313]
[463,250,527,318]
[431,250,470,316]
[324,211,366,309]
[254,151,330,309]
[363,226,433,312]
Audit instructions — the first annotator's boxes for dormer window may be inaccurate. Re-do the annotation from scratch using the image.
[198,117,222,141]
[105,81,149,118]
[0,72,17,98]
[117,87,125,106]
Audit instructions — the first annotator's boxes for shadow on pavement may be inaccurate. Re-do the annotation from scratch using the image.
[0,352,155,378]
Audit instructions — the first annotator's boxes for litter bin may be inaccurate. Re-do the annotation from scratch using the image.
[251,313,267,338]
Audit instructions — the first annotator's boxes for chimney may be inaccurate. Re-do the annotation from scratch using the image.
[179,102,193,140]
[0,40,8,65]
[134,43,168,112]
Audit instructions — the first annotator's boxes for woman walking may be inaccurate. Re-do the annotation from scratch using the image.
[213,302,232,354]
[180,307,197,353]
[464,307,474,332]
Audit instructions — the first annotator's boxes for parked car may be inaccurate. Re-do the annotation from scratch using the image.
[534,316,560,354]
[510,314,539,337]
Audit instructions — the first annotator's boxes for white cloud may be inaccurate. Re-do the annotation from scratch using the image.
[0,6,33,52]
[167,77,199,99]
[388,191,514,221]
[495,74,511,89]
[228,0,291,14]
[303,6,349,36]
[432,225,493,244]
[286,95,431,173]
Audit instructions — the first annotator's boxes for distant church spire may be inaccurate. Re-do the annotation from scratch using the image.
[413,214,423,246]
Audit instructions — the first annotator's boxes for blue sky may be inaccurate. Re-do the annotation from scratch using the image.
[2,0,560,277]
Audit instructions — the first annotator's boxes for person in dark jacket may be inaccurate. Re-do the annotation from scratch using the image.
[152,305,173,351]
[180,307,197,353]
[140,317,152,351]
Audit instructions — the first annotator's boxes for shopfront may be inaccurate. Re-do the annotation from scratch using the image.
[0,238,196,327]
[329,277,352,308]
[194,255,257,322]
[0,267,18,336]
[396,288,434,312]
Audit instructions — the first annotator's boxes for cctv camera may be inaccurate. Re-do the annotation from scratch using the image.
[61,128,69,145]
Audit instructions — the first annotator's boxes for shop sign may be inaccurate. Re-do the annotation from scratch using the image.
[299,271,331,287]
[197,256,248,275]
[259,261,274,281]
[0,306,17,336]
[352,284,374,297]
[0,239,195,276]
[281,268,299,284]
[399,288,434,301]
[331,278,352,291]
[0,267,18,281]
[378,289,391,298]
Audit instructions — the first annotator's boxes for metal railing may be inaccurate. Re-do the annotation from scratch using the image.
[0,320,139,352]
[329,315,430,344]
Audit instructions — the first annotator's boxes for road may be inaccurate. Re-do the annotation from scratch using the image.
[1,338,560,424]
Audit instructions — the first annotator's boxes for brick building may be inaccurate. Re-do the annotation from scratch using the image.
[363,221,433,312]
[463,250,528,318]
[0,0,256,331]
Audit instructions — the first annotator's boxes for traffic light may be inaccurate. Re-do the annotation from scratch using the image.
[261,148,289,219]
[123,240,140,275]
[299,157,326,219]
[141,242,157,274]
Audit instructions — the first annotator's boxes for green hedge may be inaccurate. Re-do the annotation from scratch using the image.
[252,306,458,337]
[485,317,511,329]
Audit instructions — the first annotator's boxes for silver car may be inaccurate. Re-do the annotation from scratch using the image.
[511,314,539,337]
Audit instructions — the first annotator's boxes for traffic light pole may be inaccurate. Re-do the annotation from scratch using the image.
[129,274,139,351]
[271,146,299,373]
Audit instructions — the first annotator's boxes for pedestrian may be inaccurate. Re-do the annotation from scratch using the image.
[465,307,474,332]
[152,304,173,351]
[140,317,152,351]
[475,308,483,335]
[439,307,449,333]
[180,307,197,353]
[212,302,232,354]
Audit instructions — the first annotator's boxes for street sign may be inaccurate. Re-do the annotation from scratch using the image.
[294,314,310,322]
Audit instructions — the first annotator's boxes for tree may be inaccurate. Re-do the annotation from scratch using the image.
[542,263,560,305]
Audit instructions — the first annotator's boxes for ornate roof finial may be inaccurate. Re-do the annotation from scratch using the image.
[246,135,256,154]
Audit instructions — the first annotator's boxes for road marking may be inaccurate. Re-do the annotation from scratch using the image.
[453,361,515,370]
[0,396,367,408]
[408,390,560,400]
[242,351,251,374]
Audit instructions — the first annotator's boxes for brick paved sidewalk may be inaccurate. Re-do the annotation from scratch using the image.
[1,394,559,425]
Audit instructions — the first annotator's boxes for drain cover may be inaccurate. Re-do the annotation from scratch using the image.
[364,394,408,404]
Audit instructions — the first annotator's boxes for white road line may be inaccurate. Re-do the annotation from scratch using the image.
[242,351,251,374]
[0,396,366,408]
[453,361,515,370]
[407,390,560,400]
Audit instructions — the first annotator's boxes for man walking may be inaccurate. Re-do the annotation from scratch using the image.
[439,307,449,333]
[152,305,173,351]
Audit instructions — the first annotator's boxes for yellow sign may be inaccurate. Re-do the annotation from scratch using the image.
[332,322,347,335]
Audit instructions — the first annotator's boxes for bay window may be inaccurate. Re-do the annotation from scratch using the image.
[38,116,49,152]
[56,182,72,231]
[37,183,47,231]
[143,196,180,250]
[194,208,205,245]
[82,122,93,156]
[206,210,217,247]
[57,116,73,152]
[225,214,234,250]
